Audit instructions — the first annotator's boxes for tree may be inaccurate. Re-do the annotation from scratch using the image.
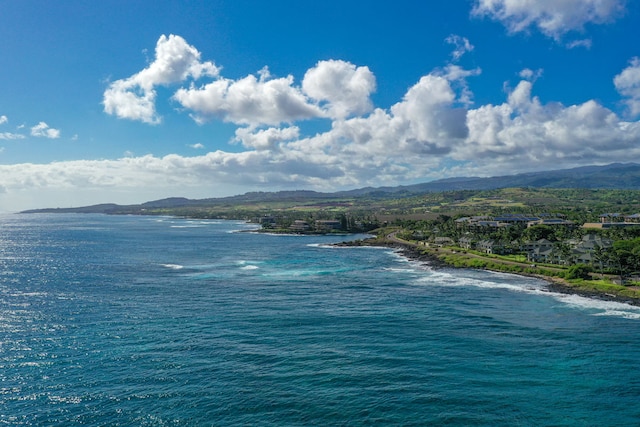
[565,264,592,280]
[523,225,555,242]
[553,242,574,265]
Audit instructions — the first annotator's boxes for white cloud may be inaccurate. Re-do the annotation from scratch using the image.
[463,79,640,172]
[30,122,60,139]
[103,34,219,124]
[518,68,543,81]
[234,126,299,151]
[0,115,7,125]
[446,35,474,61]
[0,132,25,140]
[173,69,322,126]
[5,67,640,211]
[7,34,640,211]
[302,60,376,119]
[472,0,626,42]
[614,57,640,117]
[566,38,592,49]
[105,36,377,126]
[189,143,205,149]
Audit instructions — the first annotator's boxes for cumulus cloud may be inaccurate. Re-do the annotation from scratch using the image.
[234,126,300,151]
[30,122,60,139]
[302,60,376,119]
[173,68,321,126]
[463,78,640,172]
[472,0,626,42]
[105,35,377,126]
[103,34,219,124]
[189,143,205,149]
[0,115,7,125]
[614,57,640,117]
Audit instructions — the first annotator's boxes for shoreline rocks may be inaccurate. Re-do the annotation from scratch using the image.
[336,237,640,307]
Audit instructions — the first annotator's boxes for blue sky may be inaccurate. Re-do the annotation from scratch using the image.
[1,0,640,211]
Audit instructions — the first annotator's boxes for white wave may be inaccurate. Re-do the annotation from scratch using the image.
[383,266,418,274]
[48,395,82,404]
[240,265,259,270]
[414,272,545,294]
[413,268,640,320]
[551,294,640,320]
[258,232,307,237]
[237,260,263,265]
[227,227,261,233]
[161,264,184,270]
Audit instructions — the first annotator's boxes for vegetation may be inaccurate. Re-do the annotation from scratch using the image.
[23,184,640,301]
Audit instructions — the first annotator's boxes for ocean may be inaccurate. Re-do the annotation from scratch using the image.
[2,213,640,426]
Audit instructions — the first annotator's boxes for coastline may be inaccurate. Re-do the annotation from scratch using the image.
[336,236,640,307]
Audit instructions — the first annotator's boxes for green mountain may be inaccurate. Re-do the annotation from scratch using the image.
[21,162,640,213]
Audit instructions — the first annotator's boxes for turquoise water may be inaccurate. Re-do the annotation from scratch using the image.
[2,214,640,426]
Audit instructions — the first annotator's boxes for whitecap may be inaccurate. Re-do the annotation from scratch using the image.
[240,265,259,270]
[413,269,640,320]
[161,264,184,270]
[552,294,640,320]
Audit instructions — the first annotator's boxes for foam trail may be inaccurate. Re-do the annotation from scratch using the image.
[412,268,640,320]
[161,264,184,270]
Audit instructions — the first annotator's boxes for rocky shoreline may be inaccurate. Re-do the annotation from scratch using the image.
[336,237,640,307]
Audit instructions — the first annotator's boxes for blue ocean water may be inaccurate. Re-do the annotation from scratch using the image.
[2,214,640,426]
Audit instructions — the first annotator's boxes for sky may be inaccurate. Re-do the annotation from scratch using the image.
[1,0,640,212]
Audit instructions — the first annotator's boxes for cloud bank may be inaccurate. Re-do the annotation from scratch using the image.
[472,0,626,46]
[3,30,640,211]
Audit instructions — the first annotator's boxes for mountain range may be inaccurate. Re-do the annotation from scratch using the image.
[22,162,640,213]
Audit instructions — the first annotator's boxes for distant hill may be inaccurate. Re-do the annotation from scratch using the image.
[336,162,640,195]
[21,162,640,213]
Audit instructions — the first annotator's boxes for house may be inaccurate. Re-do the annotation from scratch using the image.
[572,234,612,251]
[315,220,342,232]
[476,239,509,254]
[521,239,556,263]
[625,213,640,223]
[493,214,540,224]
[567,234,613,267]
[600,213,623,222]
[573,249,595,265]
[289,220,311,232]
[527,218,574,227]
[432,237,454,247]
[458,236,475,249]
[455,216,489,228]
[469,220,510,229]
[259,215,277,228]
[521,238,554,253]
[528,246,556,263]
